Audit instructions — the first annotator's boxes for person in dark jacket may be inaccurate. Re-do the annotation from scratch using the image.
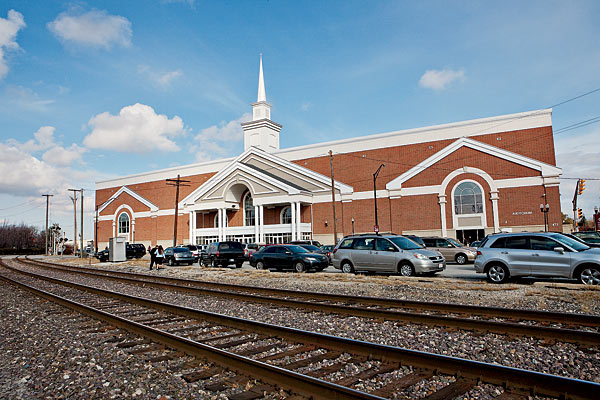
[149,245,157,270]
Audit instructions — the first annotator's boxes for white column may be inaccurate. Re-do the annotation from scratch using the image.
[296,202,301,240]
[490,191,500,233]
[259,205,264,243]
[189,211,195,244]
[439,195,447,237]
[222,208,227,241]
[254,205,259,243]
[291,202,297,241]
[217,208,223,240]
[112,220,116,238]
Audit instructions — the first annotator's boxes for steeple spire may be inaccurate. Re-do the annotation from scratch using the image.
[257,53,266,102]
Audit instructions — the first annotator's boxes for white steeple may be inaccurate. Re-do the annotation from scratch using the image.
[242,54,282,152]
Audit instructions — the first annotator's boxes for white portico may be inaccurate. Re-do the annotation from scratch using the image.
[180,147,352,244]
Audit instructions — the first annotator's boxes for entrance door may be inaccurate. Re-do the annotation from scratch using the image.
[456,229,484,246]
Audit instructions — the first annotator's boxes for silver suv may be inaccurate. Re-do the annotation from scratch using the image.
[474,232,600,284]
[333,234,445,276]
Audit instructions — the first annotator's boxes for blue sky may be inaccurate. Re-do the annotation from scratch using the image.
[1,1,599,239]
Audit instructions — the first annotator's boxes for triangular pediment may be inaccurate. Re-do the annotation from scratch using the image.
[386,138,562,190]
[180,147,353,208]
[98,186,158,214]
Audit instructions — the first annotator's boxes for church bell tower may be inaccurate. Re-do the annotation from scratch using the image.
[242,54,282,152]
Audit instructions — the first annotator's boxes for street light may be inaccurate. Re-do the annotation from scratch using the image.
[539,203,549,232]
[351,217,355,235]
[373,163,385,234]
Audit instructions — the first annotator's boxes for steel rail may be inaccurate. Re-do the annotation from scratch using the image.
[13,257,600,346]
[24,256,600,327]
[0,262,383,400]
[3,260,599,399]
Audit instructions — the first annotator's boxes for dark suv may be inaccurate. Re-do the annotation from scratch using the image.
[201,241,245,268]
[126,243,146,259]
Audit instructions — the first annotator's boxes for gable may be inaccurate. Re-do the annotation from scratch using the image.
[387,138,561,190]
[98,186,158,215]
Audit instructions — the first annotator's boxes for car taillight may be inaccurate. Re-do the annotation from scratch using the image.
[216,250,219,256]
[333,248,337,254]
[476,250,482,256]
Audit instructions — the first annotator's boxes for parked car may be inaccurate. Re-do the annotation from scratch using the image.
[126,243,147,259]
[321,245,334,265]
[96,248,109,262]
[295,244,329,270]
[470,240,482,248]
[250,244,328,272]
[474,232,600,285]
[164,247,195,266]
[290,240,323,247]
[332,234,445,276]
[561,233,600,248]
[178,244,200,262]
[201,241,245,268]
[243,243,259,260]
[421,237,476,265]
[572,231,600,245]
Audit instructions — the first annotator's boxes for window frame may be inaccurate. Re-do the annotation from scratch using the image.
[280,206,292,224]
[117,212,130,235]
[453,180,484,215]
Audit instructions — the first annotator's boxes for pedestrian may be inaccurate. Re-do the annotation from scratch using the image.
[149,245,157,270]
[156,245,164,269]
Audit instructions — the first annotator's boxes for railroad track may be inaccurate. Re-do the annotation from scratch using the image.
[1,258,598,399]
[16,256,600,347]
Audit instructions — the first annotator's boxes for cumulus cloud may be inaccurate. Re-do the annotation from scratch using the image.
[191,113,251,161]
[83,103,184,152]
[42,144,86,167]
[137,64,183,89]
[0,9,26,79]
[419,68,465,90]
[48,9,131,49]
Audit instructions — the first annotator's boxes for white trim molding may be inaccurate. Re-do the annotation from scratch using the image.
[99,186,158,214]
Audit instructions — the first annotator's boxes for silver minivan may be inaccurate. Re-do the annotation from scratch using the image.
[474,232,600,284]
[333,234,445,276]
[422,237,477,265]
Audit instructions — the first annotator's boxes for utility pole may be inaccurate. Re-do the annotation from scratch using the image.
[166,175,190,247]
[80,188,84,257]
[95,205,99,254]
[373,163,385,234]
[328,150,338,245]
[42,194,53,255]
[68,189,79,256]
[572,180,579,232]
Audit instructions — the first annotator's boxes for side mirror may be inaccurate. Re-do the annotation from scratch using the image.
[553,247,565,254]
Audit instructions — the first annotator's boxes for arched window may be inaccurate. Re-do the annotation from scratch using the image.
[281,206,292,224]
[214,213,228,227]
[118,213,130,234]
[454,181,483,214]
[244,192,255,226]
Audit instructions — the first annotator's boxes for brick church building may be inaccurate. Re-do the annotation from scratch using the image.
[95,58,562,249]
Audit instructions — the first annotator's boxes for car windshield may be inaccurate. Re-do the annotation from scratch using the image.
[286,245,309,253]
[174,248,189,253]
[550,234,590,251]
[388,236,422,250]
[447,238,464,247]
[302,245,321,252]
[406,236,425,247]
[575,232,600,238]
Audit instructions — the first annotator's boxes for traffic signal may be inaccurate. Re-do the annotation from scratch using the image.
[577,208,583,219]
[578,179,586,195]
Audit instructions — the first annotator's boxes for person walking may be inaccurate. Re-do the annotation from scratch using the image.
[156,245,164,269]
[149,245,157,270]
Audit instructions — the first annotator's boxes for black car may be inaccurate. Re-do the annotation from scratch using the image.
[290,240,323,247]
[296,244,329,270]
[164,247,195,266]
[95,248,109,262]
[250,244,328,272]
[126,243,147,259]
[321,245,334,265]
[201,241,245,268]
[178,244,200,262]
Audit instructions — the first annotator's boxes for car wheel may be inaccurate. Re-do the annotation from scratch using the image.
[294,261,306,273]
[211,258,218,268]
[341,261,354,274]
[168,258,174,266]
[235,263,243,268]
[256,261,265,270]
[188,262,193,266]
[399,262,415,277]
[455,254,467,265]
[486,263,509,283]
[579,266,600,285]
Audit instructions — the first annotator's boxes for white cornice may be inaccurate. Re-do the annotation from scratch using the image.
[98,186,158,214]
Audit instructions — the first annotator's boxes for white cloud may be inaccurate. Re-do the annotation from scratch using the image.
[0,85,55,112]
[42,144,86,167]
[0,9,26,79]
[137,64,183,89]
[84,103,184,152]
[419,68,465,90]
[48,9,131,49]
[192,113,251,161]
[8,126,57,152]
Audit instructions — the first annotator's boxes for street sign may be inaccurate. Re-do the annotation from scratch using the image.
[374,225,379,233]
